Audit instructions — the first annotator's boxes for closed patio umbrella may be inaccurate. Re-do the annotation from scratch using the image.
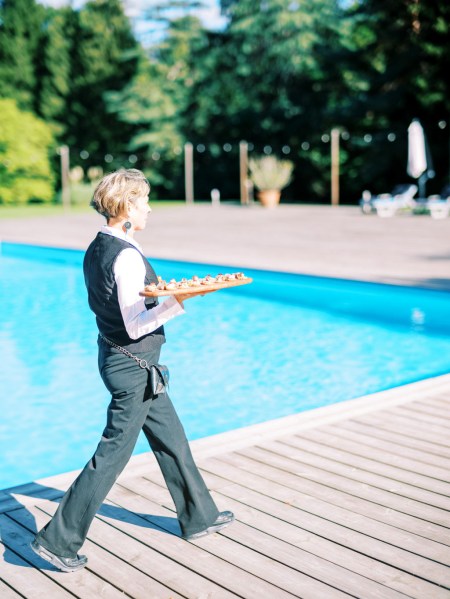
[407,118,434,199]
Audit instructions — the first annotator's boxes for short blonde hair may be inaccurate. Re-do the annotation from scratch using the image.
[91,168,150,220]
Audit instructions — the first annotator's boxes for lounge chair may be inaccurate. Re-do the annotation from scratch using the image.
[360,184,418,217]
[426,184,450,219]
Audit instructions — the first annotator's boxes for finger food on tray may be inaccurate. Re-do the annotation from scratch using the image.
[201,274,216,285]
[143,271,251,294]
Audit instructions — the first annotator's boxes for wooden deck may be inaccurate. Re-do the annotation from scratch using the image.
[1,374,450,598]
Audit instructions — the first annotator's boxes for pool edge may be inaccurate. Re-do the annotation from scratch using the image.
[2,371,450,509]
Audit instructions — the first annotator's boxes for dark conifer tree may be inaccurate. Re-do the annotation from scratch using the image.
[336,0,450,196]
[0,0,45,109]
[65,0,140,169]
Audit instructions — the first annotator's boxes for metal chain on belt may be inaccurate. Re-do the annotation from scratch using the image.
[99,333,150,370]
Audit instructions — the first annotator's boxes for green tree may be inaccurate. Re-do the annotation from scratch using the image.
[336,0,450,197]
[34,6,75,137]
[0,0,45,109]
[51,0,140,170]
[107,14,209,196]
[0,99,55,204]
[186,0,344,200]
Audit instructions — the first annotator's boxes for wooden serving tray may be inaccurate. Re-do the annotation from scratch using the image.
[139,277,253,297]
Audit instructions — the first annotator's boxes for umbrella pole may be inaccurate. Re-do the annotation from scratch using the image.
[418,173,427,200]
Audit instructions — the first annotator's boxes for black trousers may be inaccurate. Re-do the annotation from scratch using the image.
[35,341,219,558]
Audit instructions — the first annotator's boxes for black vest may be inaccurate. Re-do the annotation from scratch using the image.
[83,232,165,352]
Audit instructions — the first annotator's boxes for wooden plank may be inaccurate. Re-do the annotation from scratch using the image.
[279,435,450,497]
[421,396,450,409]
[199,455,450,568]
[219,509,408,599]
[0,523,74,599]
[119,473,411,598]
[133,460,236,497]
[0,546,73,599]
[226,445,450,528]
[320,422,450,470]
[291,428,450,482]
[172,524,347,599]
[24,499,235,599]
[391,405,450,429]
[338,419,450,460]
[0,486,62,515]
[213,451,450,545]
[2,385,450,599]
[405,400,450,420]
[209,475,450,591]
[209,491,443,599]
[123,470,238,510]
[95,484,298,598]
[0,580,25,599]
[256,439,450,512]
[236,448,449,527]
[7,506,183,599]
[106,477,348,599]
[353,413,450,448]
[226,489,448,599]
[202,474,450,590]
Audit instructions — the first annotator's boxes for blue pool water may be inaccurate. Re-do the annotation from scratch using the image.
[1,242,450,490]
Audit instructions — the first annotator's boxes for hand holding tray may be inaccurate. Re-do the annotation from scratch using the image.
[139,273,252,297]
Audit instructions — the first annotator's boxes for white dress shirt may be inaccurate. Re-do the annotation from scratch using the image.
[101,225,185,339]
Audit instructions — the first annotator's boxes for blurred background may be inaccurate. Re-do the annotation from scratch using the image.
[0,0,449,206]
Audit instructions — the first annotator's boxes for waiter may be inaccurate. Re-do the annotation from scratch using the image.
[32,168,234,572]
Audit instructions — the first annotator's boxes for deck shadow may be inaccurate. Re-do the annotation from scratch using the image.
[1,483,180,571]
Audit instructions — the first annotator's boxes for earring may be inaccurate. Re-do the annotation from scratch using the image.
[123,221,132,235]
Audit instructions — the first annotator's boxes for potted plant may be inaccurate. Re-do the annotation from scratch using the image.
[248,154,294,207]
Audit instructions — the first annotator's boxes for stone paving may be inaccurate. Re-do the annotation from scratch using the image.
[0,203,449,290]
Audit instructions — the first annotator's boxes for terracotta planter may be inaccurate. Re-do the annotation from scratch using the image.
[257,189,281,208]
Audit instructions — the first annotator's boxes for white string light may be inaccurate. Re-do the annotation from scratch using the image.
[64,120,449,165]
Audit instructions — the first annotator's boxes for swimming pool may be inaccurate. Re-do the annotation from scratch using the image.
[1,242,450,490]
